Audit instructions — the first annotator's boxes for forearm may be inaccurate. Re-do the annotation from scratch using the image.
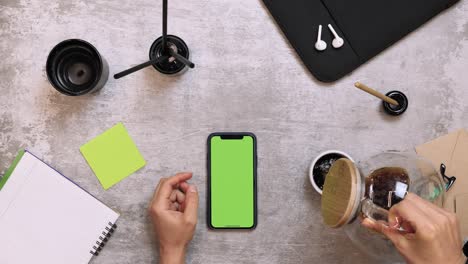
[159,245,186,264]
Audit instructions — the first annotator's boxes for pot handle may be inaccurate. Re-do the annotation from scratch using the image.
[440,163,456,191]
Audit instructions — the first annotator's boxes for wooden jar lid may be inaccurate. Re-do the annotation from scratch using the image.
[321,158,361,228]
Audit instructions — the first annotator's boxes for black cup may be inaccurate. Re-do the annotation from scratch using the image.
[46,39,109,96]
[383,91,408,116]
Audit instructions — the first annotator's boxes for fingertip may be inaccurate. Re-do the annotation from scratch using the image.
[388,216,399,229]
[176,172,193,178]
[174,172,193,183]
[165,172,193,187]
[186,185,199,207]
[183,186,199,222]
[361,218,389,236]
[188,185,198,193]
[179,182,190,192]
[361,218,373,228]
[158,177,167,184]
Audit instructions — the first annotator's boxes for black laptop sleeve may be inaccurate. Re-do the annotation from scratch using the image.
[262,0,460,82]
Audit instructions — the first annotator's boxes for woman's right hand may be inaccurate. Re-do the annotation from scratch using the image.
[148,172,199,264]
[362,193,466,264]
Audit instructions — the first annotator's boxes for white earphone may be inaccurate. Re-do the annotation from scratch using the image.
[328,24,344,49]
[315,25,327,51]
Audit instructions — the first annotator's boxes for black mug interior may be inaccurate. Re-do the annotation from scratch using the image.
[47,39,104,96]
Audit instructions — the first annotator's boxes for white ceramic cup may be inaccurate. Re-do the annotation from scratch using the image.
[309,150,354,195]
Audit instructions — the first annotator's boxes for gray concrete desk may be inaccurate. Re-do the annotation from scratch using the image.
[1,0,467,263]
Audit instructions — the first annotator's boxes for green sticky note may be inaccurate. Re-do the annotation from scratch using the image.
[80,123,146,190]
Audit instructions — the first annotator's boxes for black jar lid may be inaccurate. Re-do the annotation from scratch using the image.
[322,158,362,228]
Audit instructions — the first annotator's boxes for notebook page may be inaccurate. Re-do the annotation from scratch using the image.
[0,153,38,215]
[0,152,119,264]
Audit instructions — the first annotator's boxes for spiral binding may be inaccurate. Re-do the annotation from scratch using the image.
[89,222,117,256]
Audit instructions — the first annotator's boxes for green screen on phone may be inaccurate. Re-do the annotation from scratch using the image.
[209,135,255,228]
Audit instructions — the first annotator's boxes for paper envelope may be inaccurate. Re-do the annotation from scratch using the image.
[416,129,468,238]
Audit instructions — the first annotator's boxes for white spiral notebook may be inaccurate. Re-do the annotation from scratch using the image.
[0,151,120,264]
